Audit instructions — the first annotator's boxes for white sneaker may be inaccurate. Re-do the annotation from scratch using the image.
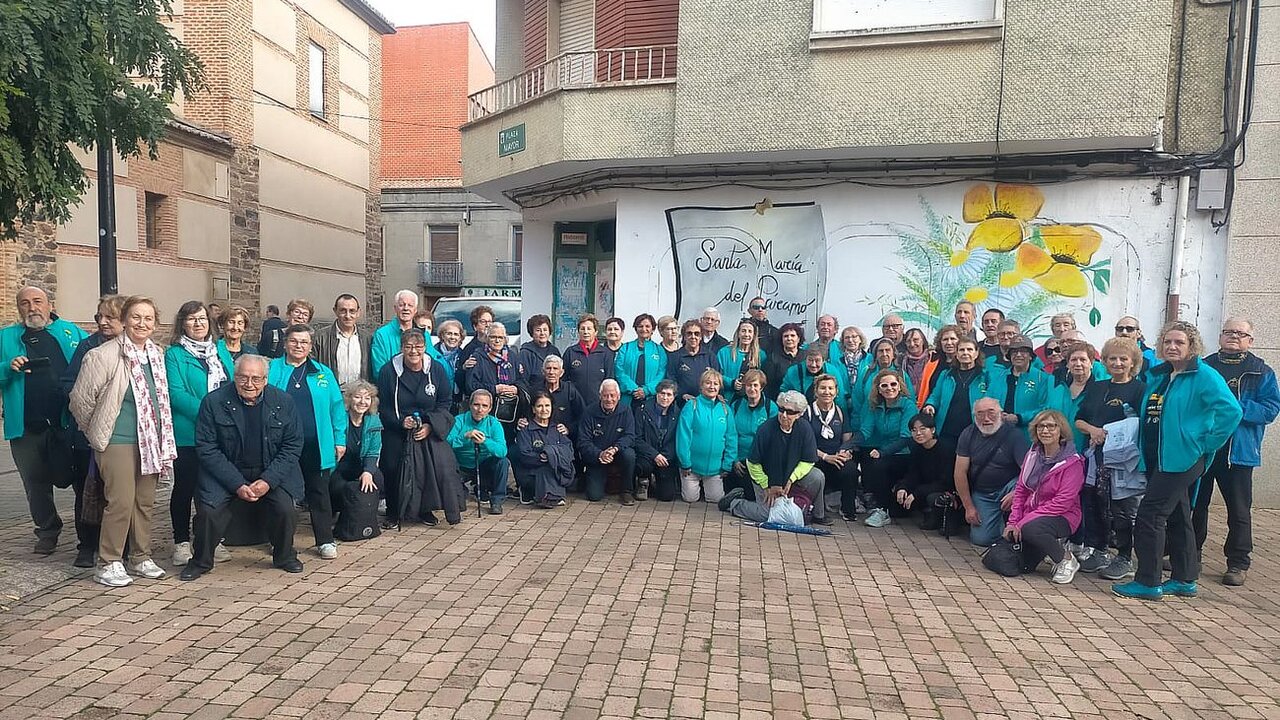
[213,543,231,563]
[1051,554,1081,584]
[132,560,166,579]
[864,508,892,528]
[172,542,193,566]
[94,561,134,588]
[317,543,338,560]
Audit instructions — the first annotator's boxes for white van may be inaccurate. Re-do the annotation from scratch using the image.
[431,296,523,349]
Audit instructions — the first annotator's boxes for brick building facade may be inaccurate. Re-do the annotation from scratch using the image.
[1,0,394,329]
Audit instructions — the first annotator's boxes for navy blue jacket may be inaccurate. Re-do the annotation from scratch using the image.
[194,384,304,507]
[463,350,530,398]
[1205,351,1280,467]
[563,342,613,401]
[634,400,680,465]
[666,347,720,401]
[577,402,636,462]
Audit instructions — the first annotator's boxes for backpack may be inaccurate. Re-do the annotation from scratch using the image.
[982,539,1025,576]
[334,482,382,542]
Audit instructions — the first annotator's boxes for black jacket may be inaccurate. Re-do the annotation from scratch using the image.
[563,342,614,401]
[634,400,679,464]
[195,384,304,507]
[666,347,719,401]
[763,349,802,400]
[257,317,287,358]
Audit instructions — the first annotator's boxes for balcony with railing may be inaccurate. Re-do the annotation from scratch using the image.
[468,46,678,122]
[419,261,463,287]
[495,261,522,286]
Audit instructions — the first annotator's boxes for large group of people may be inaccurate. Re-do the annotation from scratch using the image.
[3,285,1275,602]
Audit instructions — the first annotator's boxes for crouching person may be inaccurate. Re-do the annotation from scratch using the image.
[719,390,833,526]
[1003,410,1086,584]
[578,379,638,505]
[448,389,510,515]
[182,355,304,580]
[634,380,681,501]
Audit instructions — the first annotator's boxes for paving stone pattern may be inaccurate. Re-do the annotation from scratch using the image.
[1,443,1279,719]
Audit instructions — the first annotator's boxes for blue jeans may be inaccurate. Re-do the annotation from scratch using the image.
[466,456,511,506]
[970,478,1018,546]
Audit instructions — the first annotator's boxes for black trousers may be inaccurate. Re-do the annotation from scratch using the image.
[380,430,407,523]
[191,488,297,572]
[1192,452,1254,571]
[300,442,334,546]
[1134,460,1205,586]
[817,457,859,515]
[861,454,911,512]
[584,447,636,501]
[12,429,97,551]
[1069,486,1108,550]
[636,455,680,501]
[171,447,199,544]
[1020,515,1070,566]
[721,465,756,499]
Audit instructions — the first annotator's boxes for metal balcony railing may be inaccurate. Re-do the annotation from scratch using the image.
[419,261,463,287]
[495,261,522,286]
[468,46,678,121]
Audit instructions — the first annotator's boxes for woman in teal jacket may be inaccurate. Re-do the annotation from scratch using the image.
[1114,322,1242,601]
[165,301,235,566]
[727,369,776,496]
[848,338,916,421]
[332,380,384,518]
[614,313,666,408]
[922,338,996,444]
[268,326,347,559]
[857,369,915,528]
[676,369,737,503]
[717,319,765,402]
[782,347,848,405]
[988,335,1050,440]
[1047,343,1099,452]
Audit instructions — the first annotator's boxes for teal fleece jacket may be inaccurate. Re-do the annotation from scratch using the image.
[923,365,998,423]
[1140,358,1243,474]
[267,357,347,470]
[857,400,914,453]
[0,317,88,440]
[676,394,737,475]
[164,343,235,447]
[615,339,666,406]
[447,412,507,469]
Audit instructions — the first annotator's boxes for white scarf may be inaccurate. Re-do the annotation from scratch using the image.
[120,337,178,476]
[180,335,228,393]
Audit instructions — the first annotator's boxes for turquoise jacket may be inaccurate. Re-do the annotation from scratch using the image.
[164,343,235,447]
[268,357,347,470]
[989,365,1052,436]
[0,318,88,440]
[676,394,737,476]
[615,339,666,406]
[781,361,848,400]
[857,400,914,454]
[446,412,508,469]
[352,412,383,471]
[730,397,776,462]
[1047,376,1096,451]
[716,345,766,401]
[1140,358,1243,474]
[371,321,443,380]
[923,365,998,424]
[848,365,916,417]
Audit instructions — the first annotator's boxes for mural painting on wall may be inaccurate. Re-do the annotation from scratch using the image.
[664,184,1117,340]
[880,183,1112,338]
[667,202,827,331]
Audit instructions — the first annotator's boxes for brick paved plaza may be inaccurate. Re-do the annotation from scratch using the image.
[2,446,1279,720]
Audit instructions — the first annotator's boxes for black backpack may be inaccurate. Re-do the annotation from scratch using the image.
[982,539,1027,577]
[335,483,381,542]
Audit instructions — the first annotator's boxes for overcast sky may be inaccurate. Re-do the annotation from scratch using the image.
[366,0,497,62]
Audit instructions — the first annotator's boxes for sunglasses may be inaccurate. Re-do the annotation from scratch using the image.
[1115,325,1137,333]
[878,382,900,389]
[778,408,802,416]
[749,304,765,310]
[1045,346,1062,355]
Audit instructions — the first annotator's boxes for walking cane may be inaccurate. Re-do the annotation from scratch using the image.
[474,438,482,518]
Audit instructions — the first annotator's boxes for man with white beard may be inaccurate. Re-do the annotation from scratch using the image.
[953,397,1030,546]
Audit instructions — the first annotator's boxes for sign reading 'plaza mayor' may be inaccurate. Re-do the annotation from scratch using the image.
[498,124,526,157]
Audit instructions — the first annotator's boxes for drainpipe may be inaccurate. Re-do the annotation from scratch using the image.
[1166,174,1192,322]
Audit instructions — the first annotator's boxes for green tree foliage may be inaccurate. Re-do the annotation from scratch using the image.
[0,0,203,235]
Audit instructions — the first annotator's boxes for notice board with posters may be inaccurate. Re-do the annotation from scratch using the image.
[553,257,591,348]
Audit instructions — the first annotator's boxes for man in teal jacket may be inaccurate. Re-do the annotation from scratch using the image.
[1,286,88,557]
[447,389,509,515]
[269,325,346,560]
[371,290,441,378]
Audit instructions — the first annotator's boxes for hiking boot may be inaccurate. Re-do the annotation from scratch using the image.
[636,479,649,501]
[1160,579,1198,598]
[621,493,636,507]
[1223,569,1247,586]
[1078,548,1111,573]
[1112,580,1162,601]
[1050,554,1080,584]
[1099,556,1135,581]
[718,487,745,512]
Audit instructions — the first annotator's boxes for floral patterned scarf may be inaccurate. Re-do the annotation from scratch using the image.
[121,336,178,476]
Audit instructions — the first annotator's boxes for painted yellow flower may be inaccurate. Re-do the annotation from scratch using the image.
[964,287,989,303]
[1014,225,1103,298]
[962,184,1046,252]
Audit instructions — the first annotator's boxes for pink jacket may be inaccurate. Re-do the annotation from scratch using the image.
[1007,449,1085,532]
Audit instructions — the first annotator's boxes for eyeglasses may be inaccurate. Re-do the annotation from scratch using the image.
[234,375,266,385]
[701,317,719,323]
[403,344,426,351]
[883,323,903,330]
[1222,329,1252,339]
[778,408,802,416]
[684,331,701,337]
[285,338,311,346]
[1115,325,1137,333]
[1034,422,1059,430]
[1045,346,1062,355]
[93,314,118,323]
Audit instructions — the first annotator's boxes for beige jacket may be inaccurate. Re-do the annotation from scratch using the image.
[69,342,133,452]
